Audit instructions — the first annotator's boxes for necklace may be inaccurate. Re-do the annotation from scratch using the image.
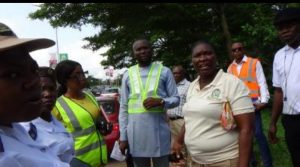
[283,50,296,101]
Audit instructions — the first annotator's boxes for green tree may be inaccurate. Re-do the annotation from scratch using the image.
[30,3,290,79]
[86,75,100,87]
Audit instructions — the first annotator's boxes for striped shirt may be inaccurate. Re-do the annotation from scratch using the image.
[167,78,190,117]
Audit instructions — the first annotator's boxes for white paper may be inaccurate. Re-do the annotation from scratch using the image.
[110,141,126,161]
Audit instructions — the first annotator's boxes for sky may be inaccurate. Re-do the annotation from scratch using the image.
[0,3,125,80]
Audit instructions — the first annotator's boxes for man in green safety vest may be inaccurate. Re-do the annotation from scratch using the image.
[119,39,180,167]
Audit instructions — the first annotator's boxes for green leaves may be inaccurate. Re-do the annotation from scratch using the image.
[30,3,289,80]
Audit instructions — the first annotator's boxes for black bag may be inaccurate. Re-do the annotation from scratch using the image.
[168,152,184,162]
[96,116,113,136]
[96,104,113,136]
[126,149,134,167]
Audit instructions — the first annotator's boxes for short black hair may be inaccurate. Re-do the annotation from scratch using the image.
[39,67,56,85]
[132,38,151,50]
[172,64,186,74]
[274,8,300,26]
[191,40,215,53]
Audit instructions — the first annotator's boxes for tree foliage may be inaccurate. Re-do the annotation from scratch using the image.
[30,3,293,80]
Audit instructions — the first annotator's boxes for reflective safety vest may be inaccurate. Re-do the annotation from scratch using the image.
[228,57,260,98]
[128,62,164,114]
[55,92,107,167]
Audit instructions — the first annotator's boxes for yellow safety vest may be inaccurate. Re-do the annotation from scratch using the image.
[55,92,107,167]
[128,62,164,114]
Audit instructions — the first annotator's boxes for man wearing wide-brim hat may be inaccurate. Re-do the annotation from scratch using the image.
[0,22,71,166]
[269,8,300,167]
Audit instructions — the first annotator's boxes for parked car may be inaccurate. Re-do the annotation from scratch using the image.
[96,95,120,155]
[91,86,104,96]
[101,87,120,100]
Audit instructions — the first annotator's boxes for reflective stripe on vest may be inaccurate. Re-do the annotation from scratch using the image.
[228,57,260,98]
[56,93,107,166]
[75,140,106,156]
[128,63,163,114]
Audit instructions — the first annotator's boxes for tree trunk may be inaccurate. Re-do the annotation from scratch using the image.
[218,4,232,61]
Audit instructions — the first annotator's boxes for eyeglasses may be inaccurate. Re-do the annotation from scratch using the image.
[231,47,243,52]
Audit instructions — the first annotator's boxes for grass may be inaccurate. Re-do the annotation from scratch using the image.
[253,109,292,167]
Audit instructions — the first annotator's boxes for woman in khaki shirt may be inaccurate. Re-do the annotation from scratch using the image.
[172,40,255,167]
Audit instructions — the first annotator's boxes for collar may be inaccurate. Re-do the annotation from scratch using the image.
[284,44,300,51]
[177,78,188,85]
[195,69,224,91]
[32,117,54,132]
[32,117,66,133]
[8,123,41,146]
[138,62,153,69]
[233,55,247,65]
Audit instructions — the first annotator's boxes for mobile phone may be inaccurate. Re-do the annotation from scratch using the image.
[168,153,184,162]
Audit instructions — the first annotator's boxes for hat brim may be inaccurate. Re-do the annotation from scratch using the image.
[274,17,300,26]
[0,37,55,53]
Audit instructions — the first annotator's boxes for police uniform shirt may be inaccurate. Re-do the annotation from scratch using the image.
[20,117,75,163]
[0,123,69,167]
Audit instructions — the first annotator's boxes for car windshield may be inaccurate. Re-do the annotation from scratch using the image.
[99,101,115,114]
[103,88,119,93]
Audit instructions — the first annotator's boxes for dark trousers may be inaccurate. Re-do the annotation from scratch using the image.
[282,114,300,167]
[132,155,169,167]
[250,111,273,167]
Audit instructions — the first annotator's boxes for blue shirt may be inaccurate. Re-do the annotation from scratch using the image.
[20,117,75,163]
[0,123,70,167]
[119,62,180,157]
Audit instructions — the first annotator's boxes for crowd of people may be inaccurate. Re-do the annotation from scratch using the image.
[0,7,299,167]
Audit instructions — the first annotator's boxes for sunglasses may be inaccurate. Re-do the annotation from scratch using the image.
[231,47,243,52]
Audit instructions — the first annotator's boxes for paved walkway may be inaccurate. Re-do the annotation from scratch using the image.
[106,159,126,167]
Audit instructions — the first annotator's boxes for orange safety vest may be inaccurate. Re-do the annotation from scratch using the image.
[228,57,260,98]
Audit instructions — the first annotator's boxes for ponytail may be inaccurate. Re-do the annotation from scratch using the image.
[57,84,67,97]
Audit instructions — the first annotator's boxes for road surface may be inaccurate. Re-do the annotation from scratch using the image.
[106,159,126,167]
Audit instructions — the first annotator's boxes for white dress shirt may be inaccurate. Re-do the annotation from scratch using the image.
[20,117,75,163]
[273,45,300,115]
[167,78,190,117]
[228,55,270,103]
[0,123,69,167]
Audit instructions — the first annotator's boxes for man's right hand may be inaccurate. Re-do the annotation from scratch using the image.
[172,140,183,156]
[119,140,129,155]
[268,123,279,144]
